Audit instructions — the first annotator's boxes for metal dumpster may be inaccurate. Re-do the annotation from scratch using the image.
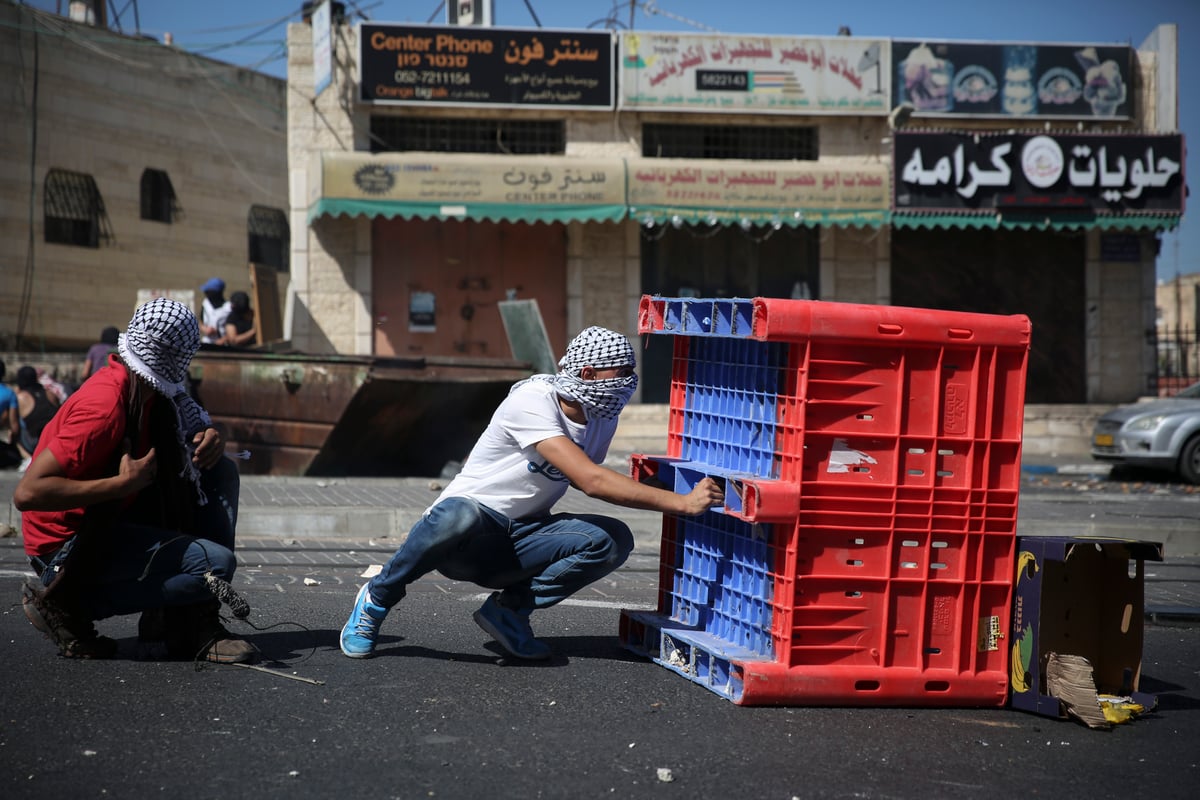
[189,348,531,477]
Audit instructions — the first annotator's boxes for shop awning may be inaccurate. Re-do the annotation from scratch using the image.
[626,158,891,229]
[891,211,1182,232]
[307,152,627,225]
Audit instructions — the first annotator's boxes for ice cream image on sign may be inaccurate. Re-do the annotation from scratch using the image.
[900,43,953,112]
[1002,45,1037,116]
[1037,67,1083,107]
[1075,46,1126,117]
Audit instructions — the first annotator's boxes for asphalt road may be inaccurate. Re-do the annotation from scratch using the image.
[2,541,1198,800]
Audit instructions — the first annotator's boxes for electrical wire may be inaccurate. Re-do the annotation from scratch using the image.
[638,1,721,33]
[190,11,294,56]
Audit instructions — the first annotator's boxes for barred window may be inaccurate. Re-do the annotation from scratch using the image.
[141,168,181,223]
[44,168,112,247]
[642,123,818,161]
[369,116,565,155]
[248,205,289,271]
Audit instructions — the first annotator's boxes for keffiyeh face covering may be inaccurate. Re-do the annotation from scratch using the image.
[118,297,212,498]
[519,326,638,421]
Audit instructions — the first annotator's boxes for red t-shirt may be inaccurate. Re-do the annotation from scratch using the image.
[22,355,154,557]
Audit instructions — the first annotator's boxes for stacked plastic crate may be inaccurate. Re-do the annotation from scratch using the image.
[619,295,1032,706]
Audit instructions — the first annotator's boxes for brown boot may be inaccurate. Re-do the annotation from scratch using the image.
[166,601,257,664]
[21,579,117,659]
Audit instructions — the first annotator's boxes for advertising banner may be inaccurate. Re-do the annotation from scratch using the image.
[311,152,627,224]
[620,32,890,114]
[893,131,1184,214]
[358,23,613,109]
[627,159,890,225]
[893,40,1134,119]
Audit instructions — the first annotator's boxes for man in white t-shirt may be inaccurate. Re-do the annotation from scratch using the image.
[198,277,231,344]
[340,326,724,660]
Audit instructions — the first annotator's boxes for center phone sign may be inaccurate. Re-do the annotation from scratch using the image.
[358,23,614,109]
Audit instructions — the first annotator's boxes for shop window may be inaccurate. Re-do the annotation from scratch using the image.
[140,168,180,223]
[43,168,112,248]
[369,116,565,155]
[642,123,818,161]
[639,224,819,403]
[248,205,289,271]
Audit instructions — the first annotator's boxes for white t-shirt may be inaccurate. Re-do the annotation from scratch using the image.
[431,380,618,519]
[201,298,232,344]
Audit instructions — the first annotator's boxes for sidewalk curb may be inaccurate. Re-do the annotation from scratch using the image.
[1021,463,1112,477]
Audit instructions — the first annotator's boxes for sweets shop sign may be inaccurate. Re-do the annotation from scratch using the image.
[893,40,1133,120]
[358,23,613,109]
[893,131,1184,214]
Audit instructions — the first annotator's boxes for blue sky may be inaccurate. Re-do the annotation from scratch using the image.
[26,0,1197,278]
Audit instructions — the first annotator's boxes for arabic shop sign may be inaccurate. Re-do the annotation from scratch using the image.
[320,152,626,207]
[620,32,890,114]
[893,132,1184,214]
[358,23,613,109]
[893,40,1133,120]
[628,158,890,219]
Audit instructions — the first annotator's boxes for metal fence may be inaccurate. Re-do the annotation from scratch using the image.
[1154,324,1200,395]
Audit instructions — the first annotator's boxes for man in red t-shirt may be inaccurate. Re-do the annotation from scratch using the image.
[15,298,254,662]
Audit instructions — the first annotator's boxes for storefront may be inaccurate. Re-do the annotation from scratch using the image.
[288,19,1180,406]
[891,130,1184,402]
[308,151,626,358]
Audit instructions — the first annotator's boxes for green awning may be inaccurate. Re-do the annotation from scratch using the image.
[625,158,891,230]
[629,206,888,229]
[308,197,627,225]
[891,212,1181,232]
[308,152,629,226]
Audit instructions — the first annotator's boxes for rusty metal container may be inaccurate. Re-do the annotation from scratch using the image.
[189,348,530,476]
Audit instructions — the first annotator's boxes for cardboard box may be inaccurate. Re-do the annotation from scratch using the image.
[1009,536,1163,728]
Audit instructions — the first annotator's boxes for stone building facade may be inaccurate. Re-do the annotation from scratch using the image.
[0,2,288,351]
[285,17,1181,420]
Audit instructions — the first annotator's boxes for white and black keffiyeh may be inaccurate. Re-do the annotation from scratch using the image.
[118,297,211,499]
[516,326,638,421]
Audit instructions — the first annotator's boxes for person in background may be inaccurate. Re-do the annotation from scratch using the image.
[0,359,21,468]
[15,365,60,472]
[218,291,257,348]
[340,326,724,661]
[81,326,120,381]
[14,298,254,663]
[35,368,70,405]
[198,278,231,345]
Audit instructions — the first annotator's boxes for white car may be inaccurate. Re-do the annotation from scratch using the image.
[1091,381,1200,484]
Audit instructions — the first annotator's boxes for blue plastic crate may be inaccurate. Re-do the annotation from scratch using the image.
[678,337,789,479]
[667,513,776,659]
[659,298,756,337]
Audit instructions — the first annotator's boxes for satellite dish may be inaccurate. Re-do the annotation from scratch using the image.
[858,42,880,73]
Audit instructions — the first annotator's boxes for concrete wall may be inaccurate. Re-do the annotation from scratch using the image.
[1085,230,1161,402]
[286,21,367,354]
[0,4,288,350]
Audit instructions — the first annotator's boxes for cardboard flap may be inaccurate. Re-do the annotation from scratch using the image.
[1011,536,1162,725]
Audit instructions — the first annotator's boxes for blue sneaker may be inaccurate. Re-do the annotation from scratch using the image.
[472,592,551,660]
[341,583,387,658]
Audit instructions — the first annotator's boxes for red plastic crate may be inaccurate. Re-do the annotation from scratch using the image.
[622,456,1015,705]
[621,297,1030,706]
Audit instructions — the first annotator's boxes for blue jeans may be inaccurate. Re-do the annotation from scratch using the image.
[32,457,241,621]
[368,497,635,612]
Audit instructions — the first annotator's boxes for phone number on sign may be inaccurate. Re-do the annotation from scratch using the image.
[696,70,749,91]
[394,70,472,86]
